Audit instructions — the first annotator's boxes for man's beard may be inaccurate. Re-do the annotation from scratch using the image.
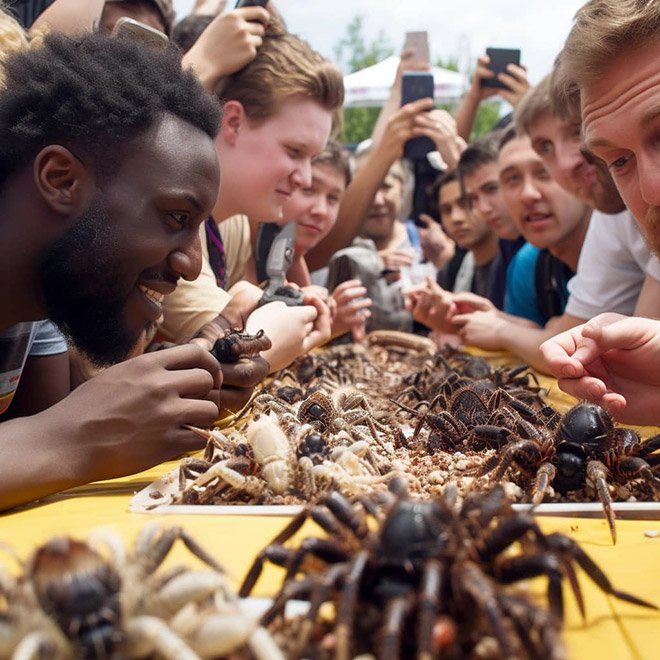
[644,206,660,260]
[40,197,142,367]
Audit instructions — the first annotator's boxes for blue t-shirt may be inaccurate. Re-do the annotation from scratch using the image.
[488,236,526,310]
[505,244,572,326]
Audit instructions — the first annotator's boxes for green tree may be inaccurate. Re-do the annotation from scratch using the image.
[334,15,394,146]
[472,101,503,139]
[334,15,393,73]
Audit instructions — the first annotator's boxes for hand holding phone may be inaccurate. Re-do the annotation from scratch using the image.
[481,48,521,90]
[400,72,435,161]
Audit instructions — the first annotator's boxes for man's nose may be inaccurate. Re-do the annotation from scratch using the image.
[169,233,203,281]
[291,159,313,189]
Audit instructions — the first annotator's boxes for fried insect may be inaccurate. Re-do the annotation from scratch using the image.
[210,328,272,363]
[480,402,660,543]
[0,525,283,659]
[240,480,656,659]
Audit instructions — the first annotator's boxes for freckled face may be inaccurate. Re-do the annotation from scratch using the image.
[582,40,660,257]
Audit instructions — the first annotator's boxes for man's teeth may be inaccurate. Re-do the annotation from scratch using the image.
[139,285,165,304]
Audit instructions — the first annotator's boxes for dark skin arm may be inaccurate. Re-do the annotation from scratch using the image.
[2,351,70,419]
[0,345,222,512]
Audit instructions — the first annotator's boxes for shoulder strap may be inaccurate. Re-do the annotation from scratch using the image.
[534,249,566,320]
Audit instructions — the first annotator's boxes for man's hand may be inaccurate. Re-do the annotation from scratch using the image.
[413,109,467,170]
[330,279,372,342]
[404,276,458,333]
[182,6,269,91]
[453,309,507,351]
[497,63,530,108]
[379,247,415,270]
[416,214,455,268]
[540,313,660,425]
[55,345,221,477]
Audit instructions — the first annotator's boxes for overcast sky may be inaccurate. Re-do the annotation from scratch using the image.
[173,0,585,85]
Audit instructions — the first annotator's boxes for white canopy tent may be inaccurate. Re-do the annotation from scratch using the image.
[343,55,467,108]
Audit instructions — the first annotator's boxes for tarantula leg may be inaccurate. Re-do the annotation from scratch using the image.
[532,462,557,504]
[260,574,315,626]
[416,559,443,660]
[291,564,346,657]
[639,433,660,457]
[239,544,291,599]
[496,554,566,622]
[123,615,199,660]
[284,537,349,582]
[239,508,314,597]
[377,593,414,660]
[616,456,660,493]
[498,593,561,660]
[543,533,659,611]
[496,439,543,482]
[335,551,369,660]
[477,513,545,561]
[459,562,517,658]
[561,558,586,620]
[586,460,617,544]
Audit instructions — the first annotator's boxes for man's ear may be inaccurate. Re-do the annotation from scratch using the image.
[33,145,94,216]
[220,100,247,147]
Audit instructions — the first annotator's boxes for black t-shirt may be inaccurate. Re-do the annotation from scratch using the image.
[6,0,55,28]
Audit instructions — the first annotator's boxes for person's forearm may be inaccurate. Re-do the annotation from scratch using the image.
[305,142,399,271]
[498,324,558,373]
[0,411,86,510]
[32,0,106,34]
[454,91,480,142]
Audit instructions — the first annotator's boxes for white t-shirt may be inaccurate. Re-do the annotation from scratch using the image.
[565,210,660,319]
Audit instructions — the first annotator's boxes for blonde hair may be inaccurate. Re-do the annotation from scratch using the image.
[563,0,660,88]
[548,52,582,122]
[216,16,344,123]
[514,73,554,136]
[0,7,29,87]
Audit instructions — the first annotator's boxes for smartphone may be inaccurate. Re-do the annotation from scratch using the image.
[403,31,430,63]
[481,47,521,89]
[234,0,268,7]
[401,72,435,161]
[111,17,169,50]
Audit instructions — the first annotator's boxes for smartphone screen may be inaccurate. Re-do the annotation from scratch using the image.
[235,0,268,7]
[403,31,430,63]
[481,48,521,89]
[401,72,435,161]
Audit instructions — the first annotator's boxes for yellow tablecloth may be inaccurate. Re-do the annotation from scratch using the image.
[1,350,659,659]
[2,459,659,659]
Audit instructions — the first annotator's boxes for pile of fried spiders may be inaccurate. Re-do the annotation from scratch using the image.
[141,330,660,544]
[3,486,658,659]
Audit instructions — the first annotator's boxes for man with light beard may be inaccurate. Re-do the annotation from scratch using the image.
[520,73,660,324]
[540,0,660,425]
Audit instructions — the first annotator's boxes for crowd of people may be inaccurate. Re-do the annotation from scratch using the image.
[1,0,659,510]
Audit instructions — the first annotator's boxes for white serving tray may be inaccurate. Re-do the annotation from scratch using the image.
[129,468,660,519]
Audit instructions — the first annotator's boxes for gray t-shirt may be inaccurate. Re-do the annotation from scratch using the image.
[0,320,67,415]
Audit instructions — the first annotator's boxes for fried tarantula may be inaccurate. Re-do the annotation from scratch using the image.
[240,479,656,660]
